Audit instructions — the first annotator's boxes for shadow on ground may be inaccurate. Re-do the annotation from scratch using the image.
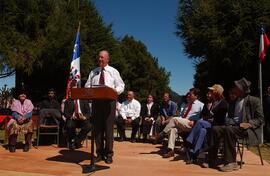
[46,149,110,174]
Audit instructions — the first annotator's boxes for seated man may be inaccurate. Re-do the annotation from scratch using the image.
[185,84,228,164]
[140,94,160,142]
[154,88,204,158]
[207,78,264,172]
[7,90,34,152]
[116,91,141,143]
[64,89,91,150]
[39,88,61,125]
[155,92,177,133]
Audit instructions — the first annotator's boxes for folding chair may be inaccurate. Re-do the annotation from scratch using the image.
[236,137,264,169]
[36,116,60,147]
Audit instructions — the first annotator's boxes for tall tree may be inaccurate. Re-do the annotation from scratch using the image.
[119,35,170,103]
[0,0,124,102]
[0,0,173,104]
[176,0,270,95]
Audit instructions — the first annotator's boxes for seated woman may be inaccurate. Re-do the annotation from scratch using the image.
[7,90,34,152]
[185,84,228,164]
[140,95,160,142]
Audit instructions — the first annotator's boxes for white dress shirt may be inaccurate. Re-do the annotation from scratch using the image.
[120,99,141,120]
[146,102,153,116]
[180,99,204,121]
[234,98,244,123]
[85,65,125,95]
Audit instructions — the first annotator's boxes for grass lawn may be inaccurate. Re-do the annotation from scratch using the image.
[249,143,270,163]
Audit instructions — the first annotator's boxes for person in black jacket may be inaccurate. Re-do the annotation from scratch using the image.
[64,89,91,150]
[185,84,228,164]
[39,89,61,125]
[140,95,160,142]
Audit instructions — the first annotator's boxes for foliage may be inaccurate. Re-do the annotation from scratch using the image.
[0,0,173,104]
[119,36,170,103]
[176,0,270,95]
[0,85,13,109]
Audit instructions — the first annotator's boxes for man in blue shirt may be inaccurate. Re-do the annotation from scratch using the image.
[154,93,177,134]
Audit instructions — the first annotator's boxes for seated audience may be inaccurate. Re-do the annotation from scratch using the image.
[207,78,264,172]
[154,88,204,158]
[140,95,160,142]
[64,89,91,150]
[116,91,141,143]
[155,93,177,133]
[39,88,61,125]
[7,90,34,152]
[185,84,228,164]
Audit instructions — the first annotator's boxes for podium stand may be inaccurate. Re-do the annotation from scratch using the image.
[71,86,117,172]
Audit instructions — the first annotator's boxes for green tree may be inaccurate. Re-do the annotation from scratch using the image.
[176,0,270,95]
[0,0,174,104]
[0,0,124,102]
[119,35,170,103]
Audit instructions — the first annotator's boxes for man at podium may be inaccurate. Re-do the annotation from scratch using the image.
[85,50,125,164]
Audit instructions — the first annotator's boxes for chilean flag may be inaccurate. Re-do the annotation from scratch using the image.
[259,26,270,61]
[66,25,81,99]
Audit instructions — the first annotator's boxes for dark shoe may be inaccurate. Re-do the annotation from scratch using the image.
[153,132,165,144]
[69,142,76,150]
[219,162,239,172]
[75,142,82,149]
[118,137,124,142]
[186,159,194,165]
[23,144,30,152]
[201,160,218,169]
[163,150,174,158]
[9,145,16,153]
[185,149,197,165]
[201,162,210,168]
[95,155,105,163]
[131,138,136,143]
[105,156,113,164]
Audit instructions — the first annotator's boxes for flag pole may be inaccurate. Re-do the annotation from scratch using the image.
[77,21,81,88]
[259,58,264,144]
[77,21,81,34]
[259,61,263,106]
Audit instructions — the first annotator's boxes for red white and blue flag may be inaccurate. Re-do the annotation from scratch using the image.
[259,26,270,61]
[66,25,81,99]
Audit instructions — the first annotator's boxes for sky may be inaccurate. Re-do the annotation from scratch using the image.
[0,0,195,95]
[92,0,195,95]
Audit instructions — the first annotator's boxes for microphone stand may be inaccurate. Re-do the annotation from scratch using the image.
[87,73,98,172]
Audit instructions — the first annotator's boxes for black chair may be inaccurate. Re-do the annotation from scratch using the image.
[237,137,264,169]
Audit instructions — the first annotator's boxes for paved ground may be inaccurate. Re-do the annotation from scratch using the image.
[0,140,269,176]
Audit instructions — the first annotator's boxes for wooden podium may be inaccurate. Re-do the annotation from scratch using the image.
[71,86,117,172]
[71,86,118,101]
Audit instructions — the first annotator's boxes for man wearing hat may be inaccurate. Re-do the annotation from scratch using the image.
[185,84,228,164]
[207,78,264,172]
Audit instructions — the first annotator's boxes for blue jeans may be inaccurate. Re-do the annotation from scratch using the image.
[186,119,211,154]
[12,112,32,121]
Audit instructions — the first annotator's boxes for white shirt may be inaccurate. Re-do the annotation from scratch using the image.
[234,98,244,123]
[146,102,153,116]
[180,99,204,121]
[85,65,125,95]
[115,101,121,117]
[120,99,141,120]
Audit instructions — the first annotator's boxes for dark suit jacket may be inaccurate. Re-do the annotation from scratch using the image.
[200,99,228,126]
[140,103,160,120]
[225,95,264,146]
[40,98,60,111]
[64,99,91,119]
